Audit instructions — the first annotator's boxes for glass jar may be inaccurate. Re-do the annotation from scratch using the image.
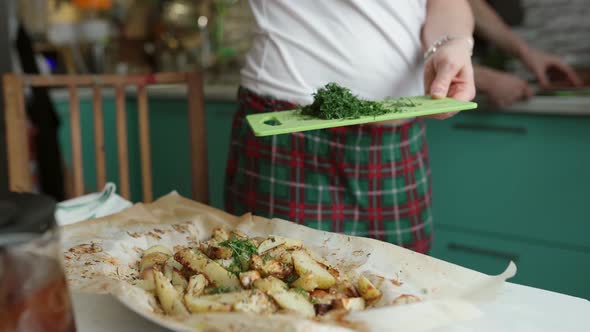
[0,193,76,332]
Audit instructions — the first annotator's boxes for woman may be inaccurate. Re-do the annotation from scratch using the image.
[468,0,581,106]
[225,0,475,254]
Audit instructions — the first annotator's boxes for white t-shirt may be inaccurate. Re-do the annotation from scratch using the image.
[241,0,428,106]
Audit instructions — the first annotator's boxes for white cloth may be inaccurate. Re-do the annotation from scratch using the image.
[55,183,132,226]
[241,0,427,105]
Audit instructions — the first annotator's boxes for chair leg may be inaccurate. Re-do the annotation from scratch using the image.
[63,163,75,199]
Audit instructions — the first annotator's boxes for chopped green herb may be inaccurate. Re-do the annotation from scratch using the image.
[227,260,242,276]
[310,298,318,305]
[220,238,258,272]
[262,254,273,263]
[301,83,418,120]
[292,287,309,298]
[206,286,235,295]
[285,274,299,284]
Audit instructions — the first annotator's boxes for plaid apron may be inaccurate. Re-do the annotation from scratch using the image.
[225,87,433,253]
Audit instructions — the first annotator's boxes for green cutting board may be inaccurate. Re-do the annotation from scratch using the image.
[247,96,478,136]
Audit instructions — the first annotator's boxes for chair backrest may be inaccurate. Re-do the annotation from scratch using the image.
[2,72,208,203]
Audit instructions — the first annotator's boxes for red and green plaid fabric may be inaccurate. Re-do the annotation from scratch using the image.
[225,87,433,253]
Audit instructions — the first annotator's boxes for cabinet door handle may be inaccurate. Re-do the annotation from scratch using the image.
[452,123,527,134]
[448,243,520,262]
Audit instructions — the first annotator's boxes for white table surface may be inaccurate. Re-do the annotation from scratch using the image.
[72,282,590,332]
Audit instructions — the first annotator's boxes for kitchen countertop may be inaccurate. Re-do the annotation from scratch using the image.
[72,282,590,332]
[49,83,238,102]
[476,95,590,116]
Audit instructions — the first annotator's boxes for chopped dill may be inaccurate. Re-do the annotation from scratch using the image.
[292,287,309,298]
[285,274,299,284]
[205,286,235,295]
[301,83,418,120]
[220,238,258,272]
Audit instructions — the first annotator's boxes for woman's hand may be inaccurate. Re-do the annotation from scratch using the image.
[520,47,582,88]
[423,38,476,120]
[475,66,533,107]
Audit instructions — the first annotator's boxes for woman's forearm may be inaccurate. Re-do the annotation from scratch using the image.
[422,0,474,51]
[467,0,528,57]
[473,64,494,93]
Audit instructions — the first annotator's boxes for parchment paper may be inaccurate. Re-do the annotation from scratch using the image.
[62,192,516,332]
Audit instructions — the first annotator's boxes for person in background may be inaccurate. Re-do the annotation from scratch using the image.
[225,0,475,254]
[468,0,582,107]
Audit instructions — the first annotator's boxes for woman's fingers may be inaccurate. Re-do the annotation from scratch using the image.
[447,63,476,101]
[421,39,476,120]
[429,60,459,99]
[552,62,583,87]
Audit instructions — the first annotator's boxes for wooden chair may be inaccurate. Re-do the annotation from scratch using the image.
[2,72,208,203]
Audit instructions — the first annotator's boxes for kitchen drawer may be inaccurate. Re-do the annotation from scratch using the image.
[426,111,590,250]
[431,227,590,299]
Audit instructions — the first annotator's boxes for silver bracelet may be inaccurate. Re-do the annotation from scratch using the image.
[424,35,474,60]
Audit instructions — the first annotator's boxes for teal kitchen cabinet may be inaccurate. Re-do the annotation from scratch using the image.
[54,93,237,209]
[426,110,590,298]
[432,228,590,298]
[203,101,238,209]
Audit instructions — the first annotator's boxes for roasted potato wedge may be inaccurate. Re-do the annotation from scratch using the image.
[253,276,287,293]
[139,252,169,273]
[264,246,293,265]
[251,255,293,279]
[269,289,315,318]
[185,289,276,314]
[140,267,156,285]
[171,270,188,291]
[134,279,155,292]
[230,229,248,240]
[212,228,230,242]
[201,242,233,260]
[291,274,319,292]
[234,290,277,314]
[214,258,234,270]
[332,297,365,311]
[239,270,261,288]
[175,248,240,289]
[153,270,188,316]
[257,235,304,254]
[163,257,183,280]
[143,245,173,257]
[291,250,335,290]
[250,236,266,247]
[254,276,314,317]
[357,276,382,301]
[309,289,338,305]
[185,274,208,298]
[334,280,360,298]
[257,237,286,254]
[184,297,232,313]
[281,236,304,250]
